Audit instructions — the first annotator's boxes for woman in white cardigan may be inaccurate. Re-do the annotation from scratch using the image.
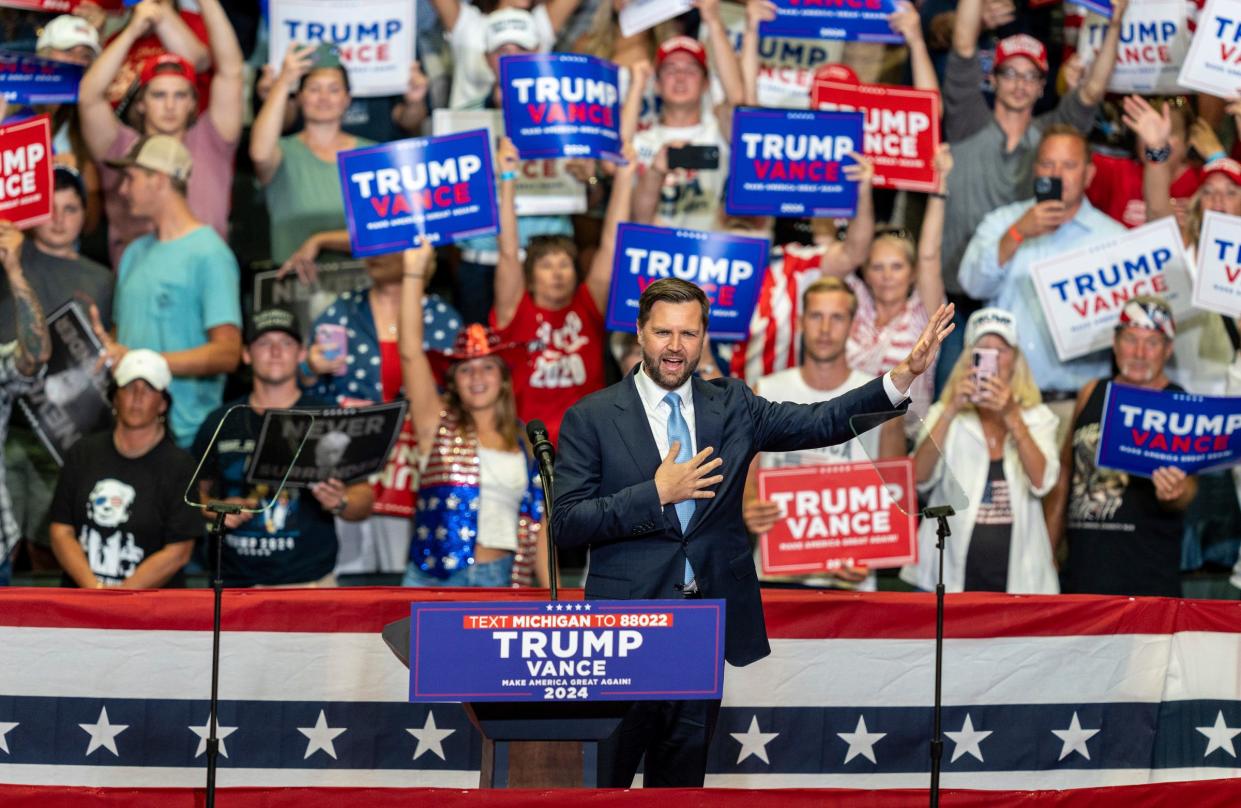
[901,308,1060,593]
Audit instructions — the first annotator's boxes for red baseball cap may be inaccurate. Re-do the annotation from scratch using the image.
[138,53,198,89]
[656,36,707,72]
[813,63,860,85]
[1204,157,1241,187]
[994,34,1049,75]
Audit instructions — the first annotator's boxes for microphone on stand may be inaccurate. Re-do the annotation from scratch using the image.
[525,420,558,600]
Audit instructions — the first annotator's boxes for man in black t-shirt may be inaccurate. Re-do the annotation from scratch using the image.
[49,350,200,588]
[191,308,373,587]
[1047,297,1197,597]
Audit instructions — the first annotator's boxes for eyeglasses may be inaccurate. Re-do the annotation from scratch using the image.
[995,67,1044,85]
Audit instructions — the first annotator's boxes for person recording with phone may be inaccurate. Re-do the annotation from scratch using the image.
[904,308,1060,594]
[958,125,1124,434]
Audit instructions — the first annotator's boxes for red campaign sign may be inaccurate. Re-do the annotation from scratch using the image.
[0,114,53,229]
[811,73,941,193]
[757,459,918,575]
[0,0,122,11]
[370,411,417,518]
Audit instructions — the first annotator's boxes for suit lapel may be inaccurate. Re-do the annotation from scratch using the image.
[613,371,664,484]
[685,377,724,536]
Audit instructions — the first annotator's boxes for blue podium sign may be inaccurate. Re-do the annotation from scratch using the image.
[337,129,498,256]
[409,599,725,702]
[726,107,863,218]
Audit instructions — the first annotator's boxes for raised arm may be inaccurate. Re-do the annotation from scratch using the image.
[0,225,51,376]
[149,0,210,72]
[399,241,446,449]
[1076,0,1128,107]
[543,0,585,31]
[634,142,679,225]
[585,145,638,314]
[429,0,462,32]
[199,0,245,142]
[1122,95,1176,224]
[620,61,652,144]
[742,0,776,107]
[492,138,525,331]
[915,145,951,312]
[78,1,166,159]
[392,61,430,135]
[889,1,938,92]
[250,43,314,185]
[822,153,875,277]
[697,0,745,107]
[951,0,983,59]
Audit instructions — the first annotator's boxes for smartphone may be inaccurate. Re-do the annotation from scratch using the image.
[1034,176,1062,203]
[971,348,999,403]
[667,145,720,171]
[315,324,349,377]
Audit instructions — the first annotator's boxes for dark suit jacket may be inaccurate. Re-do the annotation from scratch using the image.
[552,369,903,667]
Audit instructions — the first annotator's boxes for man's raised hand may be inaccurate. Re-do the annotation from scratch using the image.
[655,442,724,506]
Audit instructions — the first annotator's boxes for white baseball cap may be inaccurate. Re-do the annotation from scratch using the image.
[485,8,539,53]
[113,349,172,392]
[37,15,101,56]
[965,307,1018,347]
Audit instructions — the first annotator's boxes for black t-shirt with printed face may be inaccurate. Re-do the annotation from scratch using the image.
[48,431,201,587]
[190,396,338,587]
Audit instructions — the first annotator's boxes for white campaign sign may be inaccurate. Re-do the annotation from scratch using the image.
[1177,0,1241,96]
[431,109,586,217]
[1076,1,1190,94]
[1031,216,1195,361]
[1194,209,1241,316]
[619,0,694,37]
[268,0,415,98]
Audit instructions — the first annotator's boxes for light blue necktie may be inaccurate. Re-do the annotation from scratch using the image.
[664,392,696,585]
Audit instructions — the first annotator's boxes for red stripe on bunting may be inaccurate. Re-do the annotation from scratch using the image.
[2,588,1241,637]
[2,782,1240,808]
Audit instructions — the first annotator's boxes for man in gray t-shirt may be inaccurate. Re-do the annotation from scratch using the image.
[940,0,1127,296]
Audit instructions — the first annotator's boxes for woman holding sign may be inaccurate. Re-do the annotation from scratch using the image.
[902,308,1059,594]
[250,44,373,280]
[399,241,550,588]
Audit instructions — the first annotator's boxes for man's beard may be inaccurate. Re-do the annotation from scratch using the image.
[642,349,700,390]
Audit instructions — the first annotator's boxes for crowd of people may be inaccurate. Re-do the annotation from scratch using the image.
[2,0,1241,599]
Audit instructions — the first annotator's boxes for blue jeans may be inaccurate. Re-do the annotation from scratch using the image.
[402,555,513,587]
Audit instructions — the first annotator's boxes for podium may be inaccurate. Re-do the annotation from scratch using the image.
[383,617,628,787]
[382,598,725,789]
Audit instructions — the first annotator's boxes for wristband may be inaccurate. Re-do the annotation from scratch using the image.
[930,191,948,200]
[1006,224,1024,245]
[1144,144,1173,164]
[331,493,348,516]
[299,359,314,377]
[500,170,518,182]
[1206,149,1227,164]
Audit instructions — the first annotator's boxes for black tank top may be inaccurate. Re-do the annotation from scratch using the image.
[1062,380,1185,597]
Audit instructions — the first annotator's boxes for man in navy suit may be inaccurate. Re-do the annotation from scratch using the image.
[553,278,953,787]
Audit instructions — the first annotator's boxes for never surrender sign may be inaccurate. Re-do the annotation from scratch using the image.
[1,50,83,105]
[0,114,53,228]
[760,0,901,43]
[1097,384,1241,476]
[726,107,863,218]
[267,0,415,97]
[812,76,940,192]
[1177,0,1241,97]
[500,53,623,163]
[409,600,725,702]
[1194,209,1241,316]
[756,459,917,575]
[247,400,408,487]
[1030,216,1193,361]
[607,223,770,340]
[338,130,498,255]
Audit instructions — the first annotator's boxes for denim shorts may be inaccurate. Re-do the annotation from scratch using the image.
[401,554,513,588]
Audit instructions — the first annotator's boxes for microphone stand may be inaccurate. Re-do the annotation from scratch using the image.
[922,504,954,808]
[535,455,558,601]
[203,500,243,808]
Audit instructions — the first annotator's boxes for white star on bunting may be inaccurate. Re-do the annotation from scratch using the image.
[189,716,239,758]
[79,706,128,757]
[1051,712,1099,761]
[0,721,17,754]
[297,710,347,760]
[838,715,886,764]
[945,714,992,763]
[730,715,779,764]
[407,710,456,761]
[1196,711,1241,758]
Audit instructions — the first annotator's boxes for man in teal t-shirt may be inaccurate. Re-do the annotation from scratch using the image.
[94,135,242,447]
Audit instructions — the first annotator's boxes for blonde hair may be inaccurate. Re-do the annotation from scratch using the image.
[936,341,1042,412]
[802,275,858,317]
[443,357,521,451]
